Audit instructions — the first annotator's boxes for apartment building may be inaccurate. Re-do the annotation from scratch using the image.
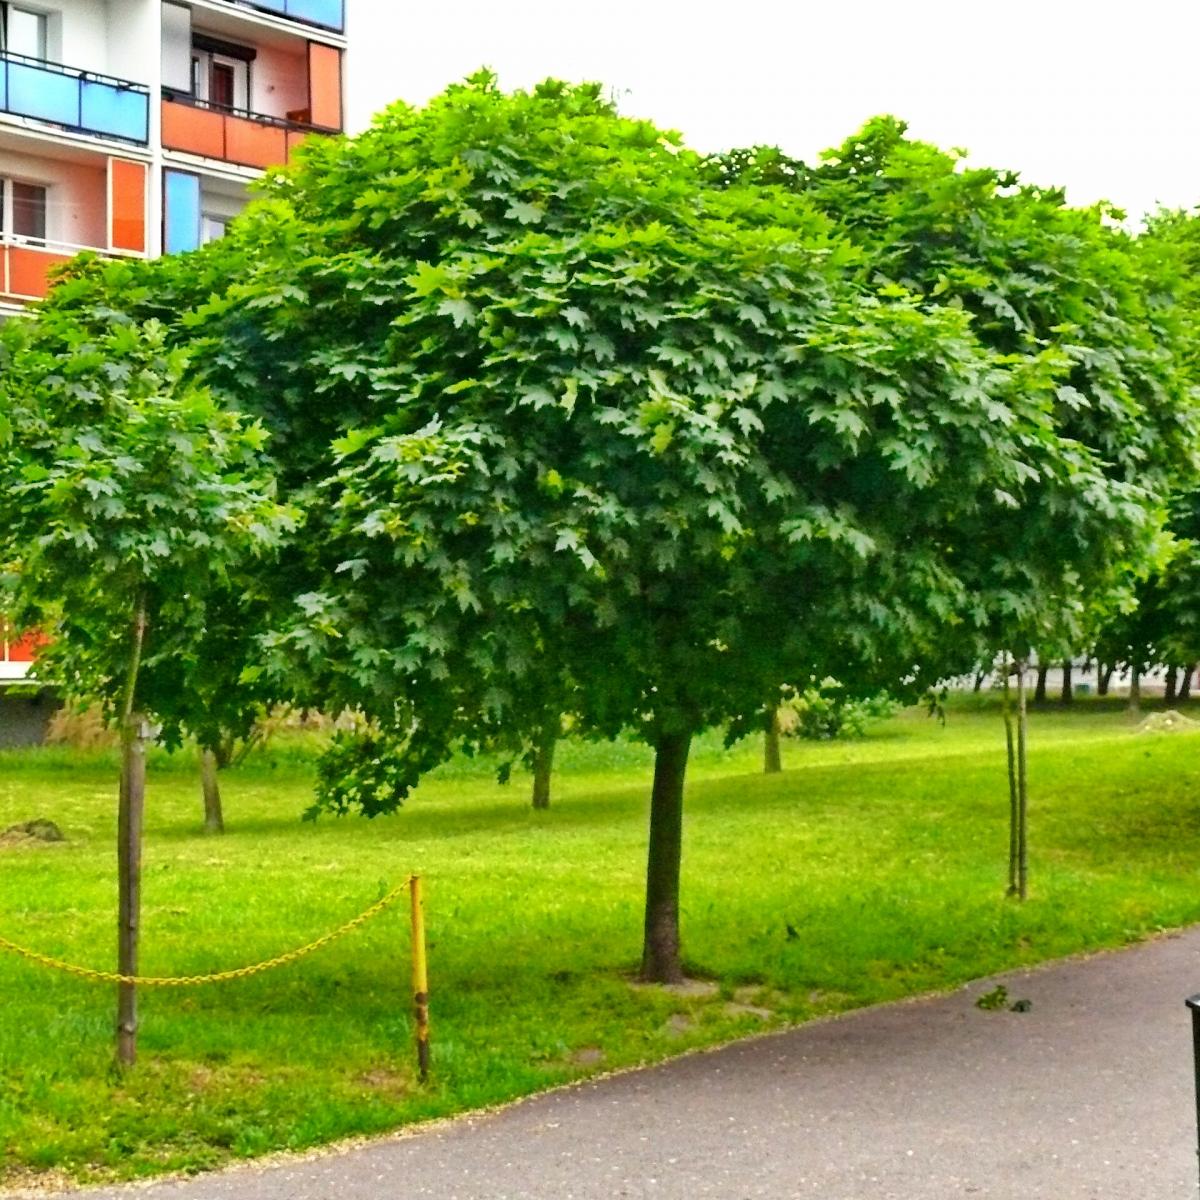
[0,0,346,317]
[0,0,346,695]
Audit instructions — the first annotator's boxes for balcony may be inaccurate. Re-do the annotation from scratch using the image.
[0,51,149,145]
[225,0,344,33]
[0,623,43,682]
[1,236,143,304]
[161,93,319,170]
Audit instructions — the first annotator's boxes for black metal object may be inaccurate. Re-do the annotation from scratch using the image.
[161,88,328,135]
[1187,995,1200,1190]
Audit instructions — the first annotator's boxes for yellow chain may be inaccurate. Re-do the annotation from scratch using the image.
[0,877,413,987]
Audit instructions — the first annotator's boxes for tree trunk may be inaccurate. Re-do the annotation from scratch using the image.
[1165,666,1179,705]
[973,670,985,693]
[1016,661,1029,902]
[1128,666,1141,713]
[1181,664,1196,703]
[201,748,225,834]
[1033,664,1048,705]
[1097,663,1112,696]
[117,713,147,1066]
[531,730,556,810]
[1002,659,1018,898]
[1060,661,1073,704]
[763,707,782,775]
[640,729,692,984]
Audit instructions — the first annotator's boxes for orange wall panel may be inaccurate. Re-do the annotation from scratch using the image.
[7,630,47,663]
[109,159,147,253]
[225,115,288,169]
[308,43,343,130]
[161,99,226,159]
[286,130,309,161]
[6,246,71,299]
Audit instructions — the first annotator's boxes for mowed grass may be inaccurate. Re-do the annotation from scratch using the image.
[1,696,1199,1187]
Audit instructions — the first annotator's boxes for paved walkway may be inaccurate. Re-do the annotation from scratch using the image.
[50,930,1200,1199]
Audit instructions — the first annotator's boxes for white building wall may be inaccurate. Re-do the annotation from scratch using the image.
[55,0,110,73]
[159,1,191,91]
[105,0,160,87]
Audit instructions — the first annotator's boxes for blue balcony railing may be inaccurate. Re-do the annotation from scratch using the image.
[0,51,149,144]
[240,0,344,32]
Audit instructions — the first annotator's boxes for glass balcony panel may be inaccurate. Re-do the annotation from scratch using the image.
[80,80,148,142]
[286,0,343,30]
[238,0,344,31]
[0,52,149,143]
[7,59,78,126]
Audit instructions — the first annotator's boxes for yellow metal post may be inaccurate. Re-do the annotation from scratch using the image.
[410,875,430,1081]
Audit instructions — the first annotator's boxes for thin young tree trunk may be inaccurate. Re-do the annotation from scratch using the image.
[1165,666,1179,705]
[1061,661,1073,704]
[1128,666,1141,713]
[1098,663,1112,697]
[973,670,985,693]
[1016,660,1029,902]
[201,748,225,834]
[1033,664,1048,705]
[1002,658,1018,898]
[116,599,147,1068]
[640,729,692,984]
[763,707,782,775]
[1181,664,1196,703]
[531,729,556,810]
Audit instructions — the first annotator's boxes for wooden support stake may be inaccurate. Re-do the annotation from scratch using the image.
[410,875,430,1082]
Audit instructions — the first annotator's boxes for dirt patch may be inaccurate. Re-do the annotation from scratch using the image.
[1137,710,1200,734]
[357,1068,411,1097]
[570,1047,606,1067]
[0,820,65,849]
[660,1013,696,1038]
[723,1002,774,1021]
[0,1165,77,1197]
[630,977,719,999]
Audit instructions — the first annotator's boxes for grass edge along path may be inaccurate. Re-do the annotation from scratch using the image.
[0,700,1198,1188]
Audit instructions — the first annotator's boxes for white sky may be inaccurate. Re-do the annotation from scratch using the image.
[347,0,1200,223]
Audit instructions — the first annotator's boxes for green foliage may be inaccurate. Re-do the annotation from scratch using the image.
[974,984,1010,1011]
[313,728,442,819]
[1089,209,1200,677]
[0,314,292,728]
[785,684,897,741]
[132,75,1178,819]
[710,117,1199,658]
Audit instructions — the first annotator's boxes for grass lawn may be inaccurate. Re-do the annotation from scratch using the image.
[1,695,1198,1188]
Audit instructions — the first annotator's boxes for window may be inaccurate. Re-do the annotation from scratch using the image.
[201,215,227,245]
[190,39,252,112]
[1,4,48,60]
[0,178,48,243]
[209,61,235,109]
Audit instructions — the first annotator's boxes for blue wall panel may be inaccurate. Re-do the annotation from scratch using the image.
[164,170,201,255]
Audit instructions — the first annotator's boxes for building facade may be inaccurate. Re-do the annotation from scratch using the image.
[0,0,346,316]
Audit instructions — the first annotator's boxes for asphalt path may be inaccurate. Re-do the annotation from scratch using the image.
[41,929,1200,1199]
